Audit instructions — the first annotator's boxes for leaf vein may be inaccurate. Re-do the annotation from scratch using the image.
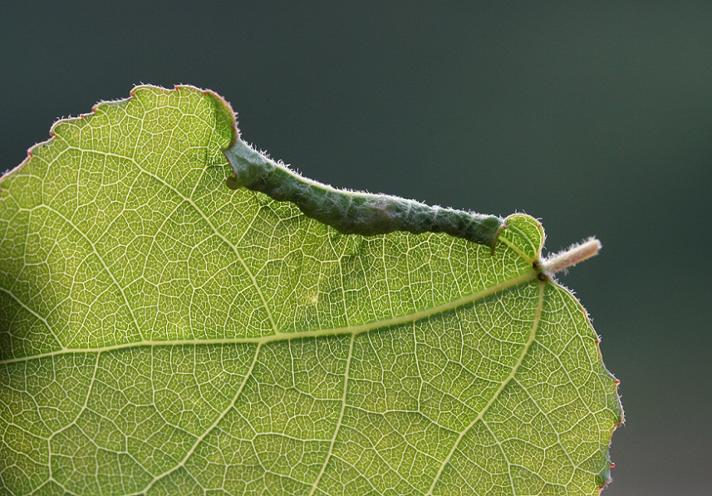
[307,334,355,495]
[425,281,546,495]
[0,271,536,366]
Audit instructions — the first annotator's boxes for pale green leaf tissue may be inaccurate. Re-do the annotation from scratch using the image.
[0,86,622,495]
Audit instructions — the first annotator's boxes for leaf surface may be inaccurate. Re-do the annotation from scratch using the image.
[0,86,621,495]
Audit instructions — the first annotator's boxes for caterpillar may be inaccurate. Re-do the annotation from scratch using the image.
[224,140,504,249]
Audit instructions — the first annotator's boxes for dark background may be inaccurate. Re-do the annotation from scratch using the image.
[2,2,710,494]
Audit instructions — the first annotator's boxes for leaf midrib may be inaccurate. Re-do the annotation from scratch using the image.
[0,269,537,366]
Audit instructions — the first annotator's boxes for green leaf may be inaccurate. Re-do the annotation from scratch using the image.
[0,85,622,495]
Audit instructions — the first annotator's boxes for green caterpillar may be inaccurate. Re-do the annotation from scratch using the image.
[225,140,503,248]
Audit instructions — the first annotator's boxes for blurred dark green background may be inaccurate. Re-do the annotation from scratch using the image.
[2,1,710,494]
